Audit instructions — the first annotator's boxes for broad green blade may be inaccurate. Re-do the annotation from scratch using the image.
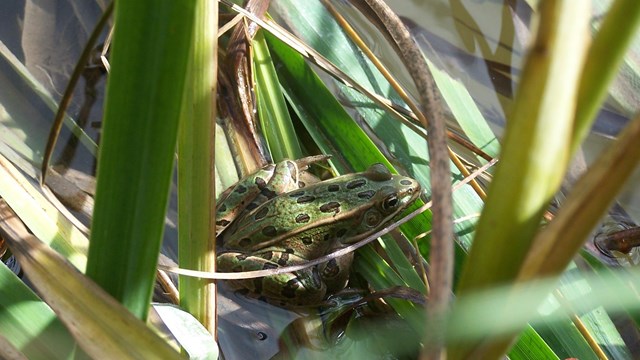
[509,326,559,360]
[253,30,304,161]
[453,1,591,357]
[86,0,196,319]
[573,0,640,154]
[456,1,589,292]
[0,263,76,360]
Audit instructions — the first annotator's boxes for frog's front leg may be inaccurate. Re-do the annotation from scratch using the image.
[216,161,298,237]
[218,251,327,305]
[215,156,330,238]
[319,251,354,294]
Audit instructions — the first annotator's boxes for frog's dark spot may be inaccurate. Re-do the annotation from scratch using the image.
[400,179,413,186]
[323,259,339,278]
[277,253,289,266]
[336,228,348,238]
[235,185,248,194]
[295,213,310,223]
[262,251,274,260]
[216,219,230,227]
[285,248,295,254]
[246,202,259,211]
[288,191,305,198]
[261,187,277,199]
[254,207,269,220]
[239,238,252,247]
[235,254,248,261]
[262,225,278,237]
[346,179,367,189]
[282,279,302,298]
[319,201,341,213]
[255,177,267,189]
[296,195,316,204]
[302,236,313,245]
[218,204,227,212]
[327,184,340,192]
[286,162,297,175]
[323,234,331,241]
[357,190,375,199]
[262,262,278,270]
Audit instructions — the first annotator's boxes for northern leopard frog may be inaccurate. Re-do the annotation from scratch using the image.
[216,157,420,306]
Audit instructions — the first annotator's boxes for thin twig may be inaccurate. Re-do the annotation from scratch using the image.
[41,2,113,183]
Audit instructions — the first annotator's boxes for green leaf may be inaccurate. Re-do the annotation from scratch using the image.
[573,0,640,154]
[0,263,76,360]
[456,0,590,293]
[177,0,217,330]
[0,201,184,360]
[86,0,197,319]
[254,30,304,161]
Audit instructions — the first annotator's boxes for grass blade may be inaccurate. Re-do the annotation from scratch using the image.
[573,0,640,154]
[456,0,590,294]
[86,0,196,319]
[177,0,218,333]
[0,201,184,360]
[0,263,76,359]
[253,30,304,161]
[521,114,640,278]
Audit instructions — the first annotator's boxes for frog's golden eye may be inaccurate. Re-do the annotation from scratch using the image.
[382,194,399,211]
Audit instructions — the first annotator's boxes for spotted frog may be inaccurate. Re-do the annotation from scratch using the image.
[216,157,420,306]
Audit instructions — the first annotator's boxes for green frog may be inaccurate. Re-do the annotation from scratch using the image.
[216,157,420,306]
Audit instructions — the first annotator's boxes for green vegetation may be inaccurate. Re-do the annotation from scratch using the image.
[0,1,639,359]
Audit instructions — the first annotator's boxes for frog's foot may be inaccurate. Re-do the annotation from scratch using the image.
[293,155,331,170]
[319,252,354,294]
[218,251,327,306]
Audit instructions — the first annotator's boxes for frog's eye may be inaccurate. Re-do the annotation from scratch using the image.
[382,194,399,211]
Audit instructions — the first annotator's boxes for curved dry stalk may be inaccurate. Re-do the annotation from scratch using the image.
[41,2,113,183]
[360,1,452,359]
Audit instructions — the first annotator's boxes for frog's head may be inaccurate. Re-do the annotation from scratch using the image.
[342,163,421,242]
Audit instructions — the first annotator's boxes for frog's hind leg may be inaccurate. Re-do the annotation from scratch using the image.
[218,251,327,305]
